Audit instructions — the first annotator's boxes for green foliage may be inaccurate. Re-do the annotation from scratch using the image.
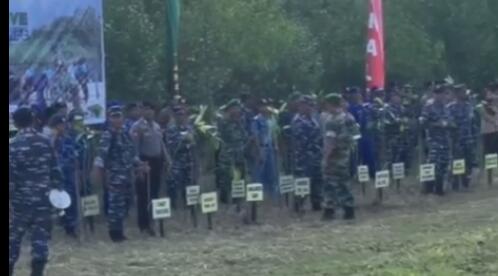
[103,0,498,103]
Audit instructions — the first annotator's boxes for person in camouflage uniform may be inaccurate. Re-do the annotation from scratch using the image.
[9,107,63,276]
[291,95,323,211]
[93,105,146,242]
[216,99,249,203]
[369,88,388,170]
[278,92,301,175]
[399,84,420,173]
[49,114,82,238]
[321,94,360,220]
[384,90,406,166]
[165,105,197,208]
[447,84,478,189]
[419,85,454,195]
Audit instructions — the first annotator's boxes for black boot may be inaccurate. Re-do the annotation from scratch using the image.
[145,227,156,237]
[435,178,444,196]
[462,176,470,189]
[423,181,434,194]
[31,260,46,276]
[109,230,120,242]
[65,226,78,239]
[312,201,322,211]
[118,229,128,241]
[343,206,355,220]
[321,208,335,221]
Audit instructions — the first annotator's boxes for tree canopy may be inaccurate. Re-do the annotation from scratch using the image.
[103,0,498,103]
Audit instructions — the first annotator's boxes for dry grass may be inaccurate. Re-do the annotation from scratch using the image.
[13,174,498,276]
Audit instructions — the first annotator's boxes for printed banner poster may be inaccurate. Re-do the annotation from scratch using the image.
[9,0,106,124]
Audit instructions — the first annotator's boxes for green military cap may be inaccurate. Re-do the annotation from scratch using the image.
[324,93,342,106]
[452,83,467,92]
[288,91,302,102]
[223,99,241,111]
[297,95,314,105]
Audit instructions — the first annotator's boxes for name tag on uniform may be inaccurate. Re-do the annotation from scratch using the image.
[452,159,465,175]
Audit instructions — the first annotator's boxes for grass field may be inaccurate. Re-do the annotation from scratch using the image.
[13,175,498,276]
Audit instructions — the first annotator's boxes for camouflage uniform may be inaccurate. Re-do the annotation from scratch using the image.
[322,112,360,209]
[369,98,388,170]
[400,95,420,172]
[165,123,196,208]
[447,100,478,188]
[278,109,296,175]
[216,115,249,203]
[53,131,81,233]
[94,127,140,233]
[420,100,453,194]
[9,128,63,271]
[291,114,323,207]
[384,102,405,165]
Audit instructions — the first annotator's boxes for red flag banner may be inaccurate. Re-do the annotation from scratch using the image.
[365,0,385,90]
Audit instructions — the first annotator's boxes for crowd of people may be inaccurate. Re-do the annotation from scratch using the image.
[8,81,498,276]
[9,58,91,111]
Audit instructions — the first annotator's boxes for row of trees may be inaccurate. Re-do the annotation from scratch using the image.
[104,0,498,104]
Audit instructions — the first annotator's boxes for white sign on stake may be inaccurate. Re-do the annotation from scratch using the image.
[186,185,200,206]
[358,165,370,182]
[279,175,295,194]
[231,180,246,199]
[452,159,466,175]
[420,164,435,182]
[246,183,264,202]
[392,163,405,180]
[485,154,498,170]
[201,192,218,213]
[81,194,100,217]
[375,170,390,188]
[152,198,171,219]
[294,177,311,197]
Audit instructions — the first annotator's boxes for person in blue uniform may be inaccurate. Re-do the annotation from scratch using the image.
[420,85,454,195]
[291,95,323,211]
[10,107,63,276]
[251,99,278,198]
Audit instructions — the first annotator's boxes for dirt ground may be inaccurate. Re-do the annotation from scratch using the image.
[14,173,498,276]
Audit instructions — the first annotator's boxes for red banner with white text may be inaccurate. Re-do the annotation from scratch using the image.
[365,0,385,90]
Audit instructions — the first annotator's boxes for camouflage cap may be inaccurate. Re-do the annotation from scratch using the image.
[297,95,314,105]
[288,91,303,102]
[324,93,342,106]
[224,99,242,110]
[48,114,66,127]
[108,105,123,117]
[68,109,85,122]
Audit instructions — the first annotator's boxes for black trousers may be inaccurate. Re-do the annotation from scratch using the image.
[135,155,163,231]
[483,132,498,155]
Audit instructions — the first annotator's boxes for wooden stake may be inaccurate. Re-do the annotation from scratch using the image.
[190,206,198,228]
[207,213,213,230]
